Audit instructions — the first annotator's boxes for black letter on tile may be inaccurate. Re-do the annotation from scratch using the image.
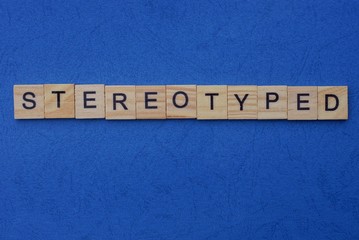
[22,92,36,110]
[84,91,97,108]
[266,92,279,109]
[145,92,158,109]
[205,93,219,110]
[52,91,66,108]
[172,91,188,108]
[325,94,339,111]
[297,93,310,110]
[113,93,128,110]
[234,94,249,111]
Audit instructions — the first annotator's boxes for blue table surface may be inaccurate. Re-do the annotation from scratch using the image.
[1,1,359,239]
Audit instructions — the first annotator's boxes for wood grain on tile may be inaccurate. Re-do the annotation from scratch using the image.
[228,85,257,119]
[14,85,44,119]
[318,86,348,120]
[136,86,166,119]
[105,86,136,120]
[197,85,227,120]
[75,84,105,119]
[166,85,196,119]
[258,86,287,119]
[288,86,317,120]
[44,84,74,118]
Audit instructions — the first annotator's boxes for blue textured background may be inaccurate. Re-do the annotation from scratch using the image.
[1,1,359,239]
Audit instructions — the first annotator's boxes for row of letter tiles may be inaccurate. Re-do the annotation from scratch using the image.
[13,85,348,120]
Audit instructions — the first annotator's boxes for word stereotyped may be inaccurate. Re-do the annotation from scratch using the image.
[13,84,348,120]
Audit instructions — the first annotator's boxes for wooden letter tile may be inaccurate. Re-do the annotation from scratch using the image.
[318,86,348,120]
[288,86,318,120]
[197,85,227,120]
[75,84,105,119]
[228,86,257,119]
[44,84,74,118]
[14,85,44,119]
[258,86,287,119]
[166,85,196,119]
[105,86,136,120]
[136,86,166,119]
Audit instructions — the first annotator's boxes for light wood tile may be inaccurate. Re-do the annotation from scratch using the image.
[14,85,44,119]
[228,85,257,119]
[44,84,74,118]
[258,86,287,119]
[197,85,227,120]
[106,86,136,120]
[166,85,196,119]
[136,86,166,119]
[288,86,318,120]
[318,86,348,120]
[75,84,105,119]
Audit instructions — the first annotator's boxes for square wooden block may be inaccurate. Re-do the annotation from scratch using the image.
[105,86,136,120]
[75,84,105,119]
[228,86,257,119]
[136,86,166,119]
[44,84,74,118]
[14,85,44,119]
[258,86,287,119]
[197,85,227,120]
[288,86,318,120]
[166,85,196,119]
[318,86,348,120]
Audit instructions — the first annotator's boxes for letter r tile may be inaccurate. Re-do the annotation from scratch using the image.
[105,86,136,120]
